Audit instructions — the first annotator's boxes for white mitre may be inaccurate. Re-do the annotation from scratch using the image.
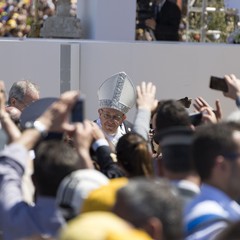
[98,72,137,114]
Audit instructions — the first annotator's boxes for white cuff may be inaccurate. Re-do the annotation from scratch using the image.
[92,138,109,151]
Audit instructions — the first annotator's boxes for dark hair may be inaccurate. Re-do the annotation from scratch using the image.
[192,122,240,181]
[156,126,194,173]
[33,140,81,197]
[162,145,193,172]
[8,80,39,104]
[113,177,183,240]
[155,100,191,131]
[116,132,153,177]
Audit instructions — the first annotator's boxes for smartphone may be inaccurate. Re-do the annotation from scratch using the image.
[189,112,202,126]
[209,76,228,92]
[71,97,85,122]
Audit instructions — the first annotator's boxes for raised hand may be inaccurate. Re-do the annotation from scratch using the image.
[37,90,80,133]
[136,81,158,112]
[193,97,222,122]
[224,74,240,100]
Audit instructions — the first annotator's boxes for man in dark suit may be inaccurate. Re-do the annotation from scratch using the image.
[145,0,181,41]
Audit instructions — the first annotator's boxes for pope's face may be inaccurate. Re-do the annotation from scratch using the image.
[98,108,126,134]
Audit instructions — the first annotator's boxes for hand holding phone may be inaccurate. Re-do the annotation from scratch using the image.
[209,76,228,93]
[71,97,85,122]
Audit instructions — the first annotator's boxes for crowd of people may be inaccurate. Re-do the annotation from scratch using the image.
[1,0,240,41]
[0,0,77,38]
[0,0,56,37]
[1,72,240,240]
[1,0,181,40]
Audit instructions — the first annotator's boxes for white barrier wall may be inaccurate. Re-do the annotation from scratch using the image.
[0,39,240,122]
[0,39,61,97]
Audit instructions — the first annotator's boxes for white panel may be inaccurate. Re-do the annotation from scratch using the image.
[78,41,240,122]
[0,40,61,98]
[77,0,136,41]
[1,39,240,124]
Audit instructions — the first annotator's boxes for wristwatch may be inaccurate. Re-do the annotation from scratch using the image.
[25,120,48,138]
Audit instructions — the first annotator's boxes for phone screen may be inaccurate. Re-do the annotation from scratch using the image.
[189,112,202,126]
[71,98,84,122]
[209,76,228,92]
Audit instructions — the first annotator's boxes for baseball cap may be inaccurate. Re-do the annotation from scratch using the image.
[56,169,109,221]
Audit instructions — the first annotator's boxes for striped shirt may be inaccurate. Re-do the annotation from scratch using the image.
[184,184,240,240]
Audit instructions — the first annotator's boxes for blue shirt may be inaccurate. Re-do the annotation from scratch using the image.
[0,143,65,240]
[184,184,240,240]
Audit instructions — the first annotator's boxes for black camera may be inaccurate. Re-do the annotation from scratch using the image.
[189,112,202,127]
[71,97,85,123]
[209,76,228,93]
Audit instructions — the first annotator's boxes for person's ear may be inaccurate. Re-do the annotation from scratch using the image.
[123,114,126,120]
[190,124,195,130]
[9,97,17,106]
[215,155,227,170]
[144,217,163,240]
[156,154,165,177]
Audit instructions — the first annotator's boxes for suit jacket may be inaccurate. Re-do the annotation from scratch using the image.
[155,0,181,41]
[95,145,126,179]
[121,120,133,133]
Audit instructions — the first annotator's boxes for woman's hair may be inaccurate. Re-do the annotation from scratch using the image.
[116,132,153,177]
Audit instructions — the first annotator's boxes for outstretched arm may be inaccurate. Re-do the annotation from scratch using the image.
[134,81,158,140]
[15,90,79,150]
[72,120,94,169]
[91,122,126,178]
[224,74,240,107]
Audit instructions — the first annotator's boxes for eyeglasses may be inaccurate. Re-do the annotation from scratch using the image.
[17,99,36,109]
[100,110,123,122]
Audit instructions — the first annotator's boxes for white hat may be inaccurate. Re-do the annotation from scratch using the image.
[56,169,109,220]
[98,72,136,114]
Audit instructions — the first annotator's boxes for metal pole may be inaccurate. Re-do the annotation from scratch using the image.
[200,0,207,42]
[186,0,191,42]
[28,0,40,37]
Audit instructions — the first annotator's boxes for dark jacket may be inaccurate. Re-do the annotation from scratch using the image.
[155,0,181,41]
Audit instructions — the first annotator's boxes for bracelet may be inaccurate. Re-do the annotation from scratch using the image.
[25,120,48,138]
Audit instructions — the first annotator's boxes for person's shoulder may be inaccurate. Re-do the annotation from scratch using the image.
[164,0,181,11]
[184,198,230,231]
[186,199,227,216]
[122,120,133,132]
[184,200,230,239]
